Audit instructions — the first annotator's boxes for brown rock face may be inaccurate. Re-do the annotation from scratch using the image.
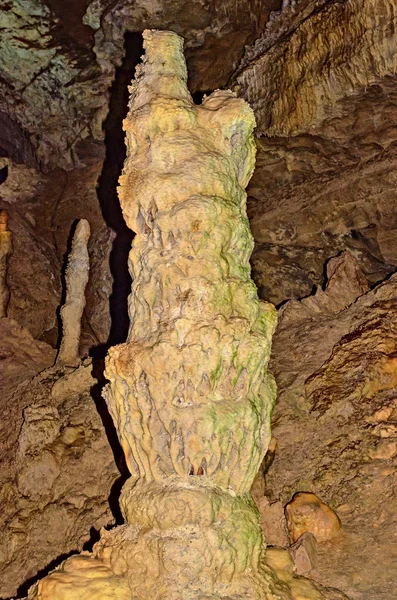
[0,357,119,599]
[263,256,397,599]
[236,0,397,138]
[289,532,318,576]
[232,0,397,305]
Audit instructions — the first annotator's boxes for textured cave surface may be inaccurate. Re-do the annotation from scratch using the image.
[0,0,397,599]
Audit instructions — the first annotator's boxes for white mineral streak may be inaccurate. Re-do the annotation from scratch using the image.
[29,30,335,600]
[57,219,91,366]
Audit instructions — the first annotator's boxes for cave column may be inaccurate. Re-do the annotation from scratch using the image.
[101,29,279,599]
[30,29,283,600]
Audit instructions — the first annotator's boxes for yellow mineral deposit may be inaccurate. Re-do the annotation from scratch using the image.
[0,209,12,318]
[28,30,343,600]
[285,492,342,544]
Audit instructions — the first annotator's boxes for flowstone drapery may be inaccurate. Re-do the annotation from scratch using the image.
[29,30,297,600]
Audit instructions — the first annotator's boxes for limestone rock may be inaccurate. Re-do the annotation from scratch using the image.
[6,206,60,340]
[106,28,276,495]
[256,497,289,547]
[290,533,318,576]
[299,252,369,316]
[30,554,131,600]
[0,0,273,169]
[285,493,341,544]
[236,0,397,137]
[233,0,397,307]
[266,547,349,600]
[0,208,12,316]
[0,360,118,598]
[57,219,91,366]
[264,265,397,599]
[0,317,55,395]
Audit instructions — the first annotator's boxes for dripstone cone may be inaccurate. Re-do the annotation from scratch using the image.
[28,29,300,600]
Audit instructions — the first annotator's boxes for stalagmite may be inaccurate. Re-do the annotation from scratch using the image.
[57,219,91,366]
[0,209,12,318]
[29,30,337,600]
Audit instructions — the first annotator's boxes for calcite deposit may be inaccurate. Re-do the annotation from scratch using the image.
[26,29,346,600]
[57,219,91,366]
[0,208,12,317]
[285,493,341,544]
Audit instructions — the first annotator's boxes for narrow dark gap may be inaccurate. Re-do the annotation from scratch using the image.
[86,32,144,534]
[192,89,213,105]
[0,164,8,184]
[90,357,129,525]
[96,31,144,351]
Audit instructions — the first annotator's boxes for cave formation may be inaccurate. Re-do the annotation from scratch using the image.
[1,2,397,600]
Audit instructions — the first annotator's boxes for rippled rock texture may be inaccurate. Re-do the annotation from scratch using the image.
[234,0,397,304]
[265,252,397,600]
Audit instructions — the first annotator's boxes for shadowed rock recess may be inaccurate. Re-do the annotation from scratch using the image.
[26,30,345,600]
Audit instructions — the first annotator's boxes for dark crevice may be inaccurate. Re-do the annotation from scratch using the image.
[96,31,144,349]
[14,551,79,598]
[90,356,129,525]
[192,89,213,105]
[0,165,8,184]
[0,111,38,167]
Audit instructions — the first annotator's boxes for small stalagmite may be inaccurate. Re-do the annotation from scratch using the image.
[28,30,335,600]
[0,209,12,318]
[57,219,91,366]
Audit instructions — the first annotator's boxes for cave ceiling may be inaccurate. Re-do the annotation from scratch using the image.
[0,0,279,169]
[1,0,396,326]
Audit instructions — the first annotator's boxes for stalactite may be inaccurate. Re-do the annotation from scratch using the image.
[57,219,90,366]
[0,209,12,318]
